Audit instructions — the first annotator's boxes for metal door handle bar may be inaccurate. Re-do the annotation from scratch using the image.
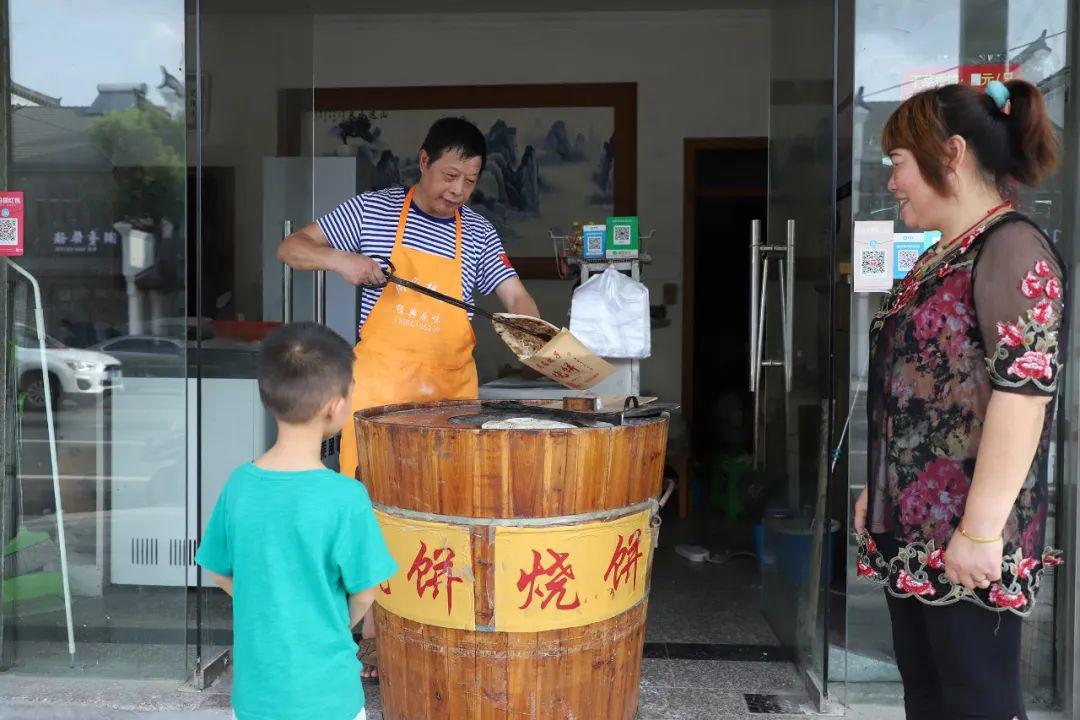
[749,218,796,467]
[282,220,293,323]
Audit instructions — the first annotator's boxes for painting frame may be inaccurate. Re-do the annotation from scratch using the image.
[278,83,637,279]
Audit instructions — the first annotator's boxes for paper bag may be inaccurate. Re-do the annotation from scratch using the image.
[493,314,615,391]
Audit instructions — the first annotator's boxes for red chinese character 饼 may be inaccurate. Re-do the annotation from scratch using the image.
[516,548,581,611]
[406,541,463,615]
[604,529,644,593]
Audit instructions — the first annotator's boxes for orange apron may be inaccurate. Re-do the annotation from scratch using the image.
[338,186,478,479]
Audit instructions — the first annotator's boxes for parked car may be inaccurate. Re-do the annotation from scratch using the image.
[89,335,185,378]
[13,324,122,410]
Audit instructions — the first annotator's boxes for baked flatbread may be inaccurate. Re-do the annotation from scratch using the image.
[481,417,577,430]
[492,313,559,359]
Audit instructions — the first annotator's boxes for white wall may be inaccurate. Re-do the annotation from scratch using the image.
[312,10,770,406]
[195,12,315,322]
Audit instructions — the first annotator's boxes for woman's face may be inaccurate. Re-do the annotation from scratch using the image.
[887,148,945,231]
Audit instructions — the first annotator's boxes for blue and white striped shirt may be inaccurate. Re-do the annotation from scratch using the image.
[318,186,517,334]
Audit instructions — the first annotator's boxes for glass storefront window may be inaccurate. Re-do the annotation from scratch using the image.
[846,0,1074,711]
[1,0,190,677]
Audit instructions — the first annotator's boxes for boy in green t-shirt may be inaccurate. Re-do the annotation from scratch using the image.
[196,322,397,720]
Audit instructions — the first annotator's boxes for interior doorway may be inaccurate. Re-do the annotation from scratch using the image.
[682,138,768,482]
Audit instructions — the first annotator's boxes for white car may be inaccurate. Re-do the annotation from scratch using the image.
[13,324,122,410]
[89,335,186,378]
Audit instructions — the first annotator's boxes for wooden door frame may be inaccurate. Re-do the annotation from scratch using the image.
[681,137,768,445]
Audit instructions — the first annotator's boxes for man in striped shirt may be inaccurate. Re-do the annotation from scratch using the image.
[278,118,539,678]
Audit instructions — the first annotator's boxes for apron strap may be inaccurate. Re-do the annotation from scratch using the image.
[395,186,464,263]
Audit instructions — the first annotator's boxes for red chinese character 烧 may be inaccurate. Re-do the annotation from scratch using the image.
[604,529,644,593]
[516,548,581,611]
[406,541,463,615]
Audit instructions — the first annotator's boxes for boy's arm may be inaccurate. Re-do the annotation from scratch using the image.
[211,572,234,598]
[348,588,376,629]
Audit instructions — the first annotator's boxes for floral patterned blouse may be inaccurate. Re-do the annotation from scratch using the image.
[856,212,1066,615]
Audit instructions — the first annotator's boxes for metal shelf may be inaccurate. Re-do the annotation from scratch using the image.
[551,230,656,283]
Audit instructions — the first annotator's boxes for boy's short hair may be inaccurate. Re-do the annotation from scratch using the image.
[257,323,353,424]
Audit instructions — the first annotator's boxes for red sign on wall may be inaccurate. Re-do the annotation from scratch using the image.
[962,63,1021,88]
[0,191,24,257]
[902,64,1020,99]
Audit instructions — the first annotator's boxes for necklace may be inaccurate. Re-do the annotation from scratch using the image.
[881,201,1012,318]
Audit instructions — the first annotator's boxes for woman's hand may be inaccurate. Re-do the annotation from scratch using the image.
[943,531,1003,590]
[853,487,868,535]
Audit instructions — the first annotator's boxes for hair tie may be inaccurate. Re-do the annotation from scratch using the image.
[985,80,1011,115]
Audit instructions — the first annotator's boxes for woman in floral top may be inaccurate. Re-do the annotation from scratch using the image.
[853,80,1065,720]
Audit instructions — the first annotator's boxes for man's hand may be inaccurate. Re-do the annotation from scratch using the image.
[277,222,385,286]
[333,253,387,287]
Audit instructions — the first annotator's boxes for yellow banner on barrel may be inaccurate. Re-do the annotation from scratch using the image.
[493,509,653,633]
[373,510,476,631]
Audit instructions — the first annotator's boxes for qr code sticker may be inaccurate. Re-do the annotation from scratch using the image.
[586,236,603,252]
[613,224,632,246]
[896,249,920,272]
[0,218,17,246]
[861,250,886,275]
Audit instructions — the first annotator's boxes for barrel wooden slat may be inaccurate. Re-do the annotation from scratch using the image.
[508,433,544,517]
[406,618,430,720]
[424,624,451,719]
[472,526,495,627]
[541,433,569,516]
[607,429,635,509]
[571,432,608,514]
[506,631,538,718]
[608,605,635,718]
[534,629,561,717]
[357,401,669,719]
[642,424,668,501]
[477,630,508,720]
[447,624,479,718]
[441,430,475,516]
[558,434,579,517]
[555,625,582,718]
[474,431,510,517]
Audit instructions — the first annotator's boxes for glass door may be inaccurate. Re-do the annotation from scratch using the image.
[756,0,841,706]
[1,0,190,679]
[190,3,315,684]
[844,0,1077,713]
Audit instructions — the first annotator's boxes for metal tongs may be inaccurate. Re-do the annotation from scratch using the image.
[362,257,553,341]
[481,398,681,426]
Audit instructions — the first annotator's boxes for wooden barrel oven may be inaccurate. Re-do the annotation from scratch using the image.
[355,399,670,720]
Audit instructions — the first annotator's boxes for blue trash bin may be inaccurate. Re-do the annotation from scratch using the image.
[753,508,794,573]
[761,516,841,586]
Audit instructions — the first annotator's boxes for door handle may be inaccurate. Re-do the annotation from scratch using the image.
[785,219,795,393]
[282,220,293,323]
[749,219,761,391]
[315,270,326,325]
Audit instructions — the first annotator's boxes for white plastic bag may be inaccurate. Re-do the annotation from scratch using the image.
[569,267,651,359]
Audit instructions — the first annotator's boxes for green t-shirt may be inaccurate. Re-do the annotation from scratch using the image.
[195,463,397,720]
